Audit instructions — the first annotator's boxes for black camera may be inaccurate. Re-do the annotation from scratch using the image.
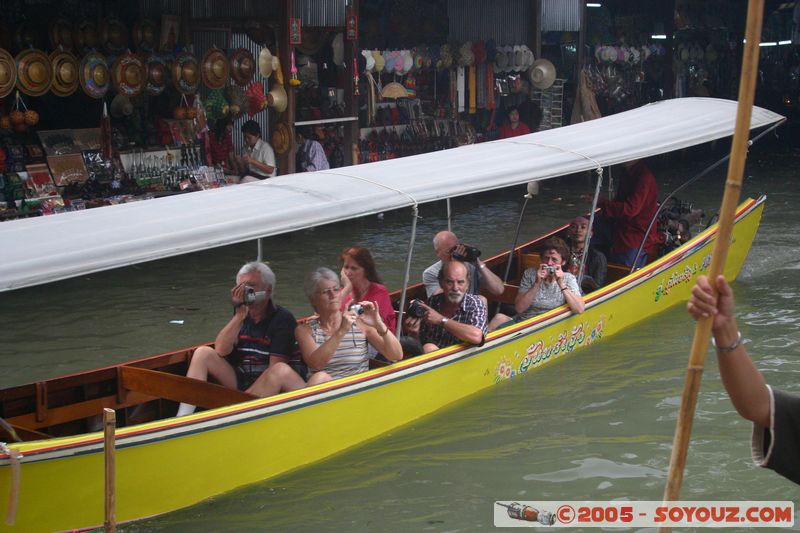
[244,286,267,305]
[451,245,481,262]
[407,299,427,318]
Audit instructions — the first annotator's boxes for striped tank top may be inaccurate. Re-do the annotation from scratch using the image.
[307,319,369,380]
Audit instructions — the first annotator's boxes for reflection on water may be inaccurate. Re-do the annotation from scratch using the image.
[3,138,800,531]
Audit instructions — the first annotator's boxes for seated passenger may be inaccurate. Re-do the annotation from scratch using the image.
[405,260,488,353]
[565,216,607,293]
[340,246,397,333]
[247,267,402,396]
[489,237,584,331]
[422,230,504,298]
[177,262,296,416]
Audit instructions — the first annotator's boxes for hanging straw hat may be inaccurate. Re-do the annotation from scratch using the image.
[267,84,287,112]
[332,33,344,67]
[49,49,79,97]
[203,47,229,89]
[49,18,74,51]
[528,58,556,90]
[245,81,267,116]
[73,19,99,55]
[112,51,145,96]
[244,20,276,48]
[257,47,273,78]
[132,18,159,53]
[110,93,134,118]
[230,48,255,86]
[15,48,52,97]
[171,50,200,94]
[144,54,167,95]
[494,45,509,72]
[79,50,110,98]
[381,81,407,99]
[100,17,129,55]
[15,20,39,50]
[0,48,17,98]
[271,122,291,155]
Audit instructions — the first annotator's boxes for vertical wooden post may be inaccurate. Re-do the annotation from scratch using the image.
[104,408,116,533]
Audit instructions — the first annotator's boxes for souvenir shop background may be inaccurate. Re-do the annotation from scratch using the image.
[1,0,797,220]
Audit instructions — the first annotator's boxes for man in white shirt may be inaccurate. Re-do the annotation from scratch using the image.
[238,120,277,181]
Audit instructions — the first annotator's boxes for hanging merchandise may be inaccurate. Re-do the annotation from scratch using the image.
[15,48,52,97]
[172,51,200,94]
[272,122,292,155]
[49,18,74,51]
[205,88,229,121]
[49,49,79,97]
[133,18,159,53]
[0,48,17,98]
[100,17,130,56]
[529,59,556,90]
[230,48,255,87]
[245,81,267,117]
[144,54,168,96]
[267,84,288,113]
[112,51,145,97]
[258,48,273,79]
[79,51,110,99]
[202,47,229,90]
[73,19,99,55]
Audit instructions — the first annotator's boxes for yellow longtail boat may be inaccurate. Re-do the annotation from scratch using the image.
[0,99,784,531]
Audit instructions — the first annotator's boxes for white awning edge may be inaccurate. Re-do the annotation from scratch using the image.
[0,98,784,291]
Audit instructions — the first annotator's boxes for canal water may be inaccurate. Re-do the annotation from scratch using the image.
[2,131,798,531]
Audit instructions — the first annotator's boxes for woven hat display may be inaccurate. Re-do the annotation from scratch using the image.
[230,48,255,86]
[226,85,247,118]
[112,51,144,96]
[16,49,52,97]
[494,45,509,72]
[244,20,276,48]
[100,17,129,55]
[15,20,39,50]
[0,48,16,98]
[245,81,267,116]
[73,20,99,55]
[528,58,556,90]
[202,47,229,89]
[267,84,287,112]
[49,49,79,97]
[79,50,110,98]
[271,122,291,155]
[133,19,159,53]
[371,50,385,72]
[257,47,273,78]
[171,51,200,94]
[381,81,407,99]
[49,18,74,51]
[144,54,167,95]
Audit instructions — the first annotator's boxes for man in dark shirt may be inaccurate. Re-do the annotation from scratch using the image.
[407,261,487,353]
[566,215,607,293]
[176,261,296,416]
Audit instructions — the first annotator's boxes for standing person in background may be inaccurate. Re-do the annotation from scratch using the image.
[596,159,659,268]
[499,106,531,139]
[238,120,277,181]
[687,275,800,486]
[296,126,330,172]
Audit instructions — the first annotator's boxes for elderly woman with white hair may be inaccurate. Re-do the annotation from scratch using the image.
[248,267,402,397]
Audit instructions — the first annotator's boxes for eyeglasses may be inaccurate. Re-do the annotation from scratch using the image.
[317,287,341,297]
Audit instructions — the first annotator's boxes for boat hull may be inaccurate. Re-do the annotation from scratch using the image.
[0,197,765,532]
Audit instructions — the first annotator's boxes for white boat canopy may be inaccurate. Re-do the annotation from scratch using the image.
[0,97,784,292]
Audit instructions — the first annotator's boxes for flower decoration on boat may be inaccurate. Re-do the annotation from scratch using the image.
[495,358,514,382]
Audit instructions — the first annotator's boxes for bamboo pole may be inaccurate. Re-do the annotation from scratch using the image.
[659,0,765,526]
[104,408,117,533]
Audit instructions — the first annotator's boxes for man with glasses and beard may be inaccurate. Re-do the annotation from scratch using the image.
[406,261,488,354]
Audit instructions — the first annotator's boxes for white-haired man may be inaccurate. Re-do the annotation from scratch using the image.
[422,230,505,298]
[176,262,296,416]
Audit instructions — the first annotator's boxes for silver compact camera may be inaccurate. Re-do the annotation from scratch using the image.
[543,265,557,275]
[244,286,266,305]
[349,303,366,315]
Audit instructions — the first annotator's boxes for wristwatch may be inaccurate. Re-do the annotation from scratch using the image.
[441,317,449,326]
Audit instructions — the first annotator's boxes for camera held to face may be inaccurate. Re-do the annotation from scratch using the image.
[407,299,427,318]
[543,265,557,276]
[349,303,366,315]
[451,245,481,263]
[244,286,267,305]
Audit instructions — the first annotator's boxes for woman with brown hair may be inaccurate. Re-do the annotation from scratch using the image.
[340,246,397,333]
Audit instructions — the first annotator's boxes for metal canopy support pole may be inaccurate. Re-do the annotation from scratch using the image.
[502,195,532,283]
[395,205,420,337]
[257,238,264,262]
[446,198,452,232]
[577,167,603,284]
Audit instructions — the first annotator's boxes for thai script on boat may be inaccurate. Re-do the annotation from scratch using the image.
[495,318,605,383]
[654,252,711,302]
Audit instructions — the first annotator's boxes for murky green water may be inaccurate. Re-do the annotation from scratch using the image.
[2,134,799,531]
